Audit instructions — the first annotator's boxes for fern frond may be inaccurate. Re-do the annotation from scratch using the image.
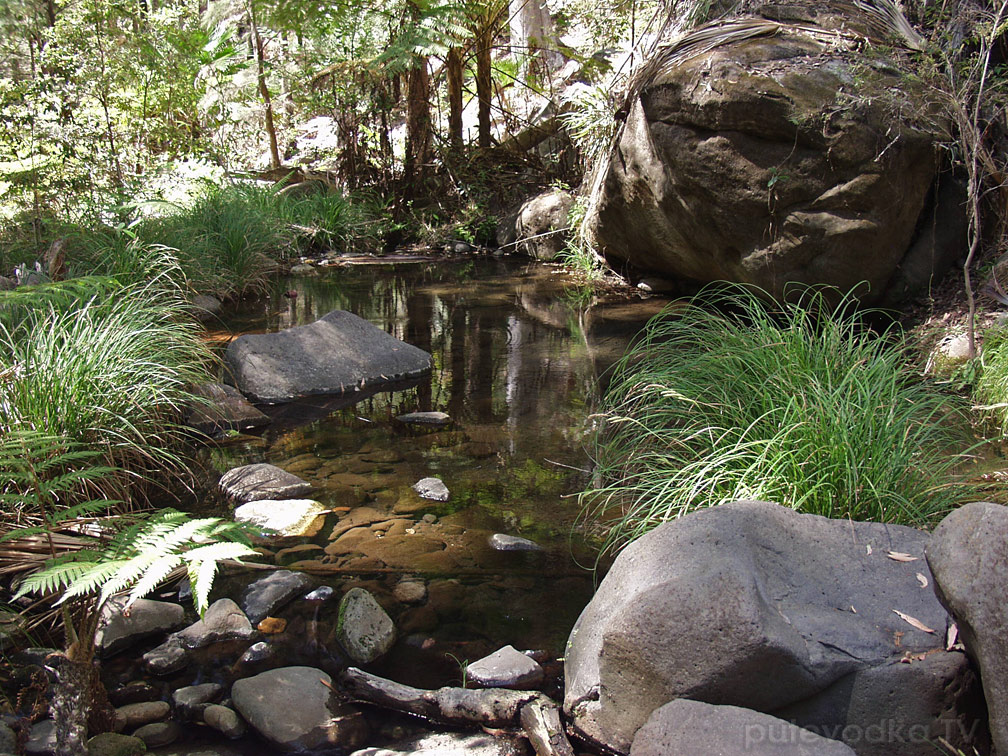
[189,559,219,617]
[15,555,101,599]
[124,553,184,608]
[57,559,130,604]
[182,541,256,565]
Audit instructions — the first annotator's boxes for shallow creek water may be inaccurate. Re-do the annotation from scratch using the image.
[110,257,671,750]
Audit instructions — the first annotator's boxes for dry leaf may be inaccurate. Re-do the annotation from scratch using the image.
[866,544,872,555]
[893,610,935,634]
[916,573,929,588]
[946,623,959,651]
[887,551,918,562]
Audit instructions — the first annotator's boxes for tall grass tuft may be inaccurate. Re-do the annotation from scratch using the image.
[975,325,1008,434]
[582,285,976,556]
[0,282,213,502]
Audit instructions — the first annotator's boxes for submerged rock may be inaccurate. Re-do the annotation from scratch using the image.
[489,534,543,552]
[412,477,449,502]
[24,720,55,756]
[172,682,222,718]
[927,501,1008,755]
[349,732,526,756]
[191,294,222,323]
[185,382,270,436]
[115,700,170,729]
[132,721,180,748]
[466,645,544,689]
[143,638,188,675]
[84,733,146,756]
[630,699,856,756]
[219,463,313,502]
[231,667,368,751]
[337,587,397,664]
[564,501,976,755]
[234,499,327,537]
[224,309,432,404]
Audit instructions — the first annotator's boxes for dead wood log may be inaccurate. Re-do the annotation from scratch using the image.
[338,667,577,756]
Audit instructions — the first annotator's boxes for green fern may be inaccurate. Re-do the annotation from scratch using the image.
[15,509,258,616]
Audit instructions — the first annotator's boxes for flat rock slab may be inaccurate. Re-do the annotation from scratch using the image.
[467,645,544,689]
[241,570,314,625]
[630,699,856,756]
[337,587,396,664]
[95,596,184,657]
[186,382,270,435]
[564,500,964,754]
[234,499,327,537]
[219,463,313,502]
[413,477,449,502]
[231,666,368,751]
[225,309,432,404]
[396,411,451,427]
[927,501,1008,755]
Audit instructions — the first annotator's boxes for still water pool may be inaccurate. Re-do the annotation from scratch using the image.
[198,256,669,691]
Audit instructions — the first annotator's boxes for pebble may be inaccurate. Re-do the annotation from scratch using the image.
[116,700,170,729]
[132,721,180,748]
[203,704,247,739]
[304,585,334,602]
[172,682,222,718]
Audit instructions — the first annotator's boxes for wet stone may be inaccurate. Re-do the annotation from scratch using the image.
[109,681,161,707]
[172,682,222,718]
[219,463,313,503]
[258,617,287,634]
[85,732,146,756]
[203,704,247,739]
[466,645,544,689]
[132,721,180,748]
[489,533,543,552]
[186,382,269,436]
[413,477,449,502]
[24,720,55,756]
[235,499,327,537]
[143,638,188,676]
[0,722,14,756]
[241,570,313,625]
[116,700,170,729]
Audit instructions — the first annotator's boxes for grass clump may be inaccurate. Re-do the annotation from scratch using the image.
[582,285,976,556]
[974,325,1008,434]
[0,282,213,502]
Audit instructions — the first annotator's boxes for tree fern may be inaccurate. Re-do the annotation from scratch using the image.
[15,509,257,616]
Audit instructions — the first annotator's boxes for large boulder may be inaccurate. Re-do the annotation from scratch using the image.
[94,596,185,657]
[589,11,962,305]
[927,501,1008,755]
[630,699,856,756]
[515,189,574,262]
[231,667,367,751]
[564,501,978,755]
[225,309,432,404]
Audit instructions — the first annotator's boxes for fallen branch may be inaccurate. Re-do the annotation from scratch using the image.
[336,667,577,756]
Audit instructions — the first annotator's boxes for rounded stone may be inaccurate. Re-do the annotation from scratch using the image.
[203,704,247,739]
[133,721,180,748]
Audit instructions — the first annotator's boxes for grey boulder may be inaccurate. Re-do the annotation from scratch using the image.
[95,596,185,657]
[927,501,1008,755]
[412,477,449,502]
[219,463,312,502]
[225,309,431,404]
[564,501,973,755]
[630,699,856,756]
[231,666,367,751]
[241,569,313,625]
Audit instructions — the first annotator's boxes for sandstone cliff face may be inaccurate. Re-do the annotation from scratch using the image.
[589,16,963,303]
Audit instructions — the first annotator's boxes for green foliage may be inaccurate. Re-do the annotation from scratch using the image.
[0,281,212,498]
[558,195,604,280]
[975,326,1008,434]
[582,286,977,556]
[15,510,256,616]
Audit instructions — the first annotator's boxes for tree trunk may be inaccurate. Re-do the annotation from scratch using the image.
[446,47,464,154]
[249,0,281,170]
[404,56,431,194]
[475,23,493,149]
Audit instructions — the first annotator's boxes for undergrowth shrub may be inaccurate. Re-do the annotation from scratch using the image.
[581,285,977,556]
[0,282,212,502]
